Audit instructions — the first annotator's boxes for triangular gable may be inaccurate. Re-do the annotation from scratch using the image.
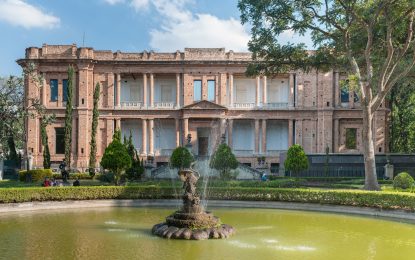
[182,100,227,110]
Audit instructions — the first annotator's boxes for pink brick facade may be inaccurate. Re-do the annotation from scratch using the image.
[18,44,390,170]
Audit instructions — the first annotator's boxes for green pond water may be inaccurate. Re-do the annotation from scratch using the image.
[0,207,414,260]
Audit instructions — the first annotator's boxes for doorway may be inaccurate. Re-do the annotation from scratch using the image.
[197,128,210,157]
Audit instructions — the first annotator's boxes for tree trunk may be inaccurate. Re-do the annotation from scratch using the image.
[362,107,380,190]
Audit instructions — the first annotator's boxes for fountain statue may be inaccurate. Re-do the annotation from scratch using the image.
[152,134,235,240]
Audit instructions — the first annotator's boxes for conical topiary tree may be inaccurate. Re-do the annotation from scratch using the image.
[100,130,132,185]
[64,65,74,168]
[210,143,239,180]
[284,144,309,176]
[88,83,100,177]
[40,119,51,169]
[170,147,194,170]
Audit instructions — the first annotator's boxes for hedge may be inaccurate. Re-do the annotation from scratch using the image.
[19,169,53,182]
[1,186,415,211]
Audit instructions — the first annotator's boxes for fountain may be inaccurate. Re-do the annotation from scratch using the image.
[152,134,235,240]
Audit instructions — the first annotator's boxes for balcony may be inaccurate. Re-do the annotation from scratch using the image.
[263,102,288,109]
[120,101,143,108]
[154,102,175,109]
[232,103,256,109]
[234,149,254,156]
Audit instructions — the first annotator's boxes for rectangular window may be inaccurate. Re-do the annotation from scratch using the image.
[50,79,58,101]
[160,85,173,102]
[193,80,202,101]
[345,128,357,149]
[341,89,349,103]
[55,128,65,154]
[207,80,215,101]
[62,79,68,102]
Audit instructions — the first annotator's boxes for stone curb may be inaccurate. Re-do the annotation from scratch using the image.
[0,199,415,221]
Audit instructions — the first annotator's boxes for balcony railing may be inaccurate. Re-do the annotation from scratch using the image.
[234,149,254,156]
[232,103,256,109]
[156,148,175,156]
[120,101,143,108]
[263,102,289,109]
[154,102,175,109]
[266,149,287,155]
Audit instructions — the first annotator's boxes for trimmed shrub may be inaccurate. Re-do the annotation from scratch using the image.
[284,144,309,176]
[2,186,415,211]
[19,169,53,182]
[393,172,415,189]
[52,173,92,180]
[170,147,194,169]
[210,143,239,180]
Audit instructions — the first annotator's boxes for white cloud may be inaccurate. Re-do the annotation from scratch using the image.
[104,0,249,51]
[0,0,60,29]
[149,0,249,51]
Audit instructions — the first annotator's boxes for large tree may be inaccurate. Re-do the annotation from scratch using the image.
[239,0,415,190]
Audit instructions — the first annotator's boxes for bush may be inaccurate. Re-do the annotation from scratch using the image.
[52,173,92,180]
[100,130,132,185]
[210,143,239,180]
[170,147,194,169]
[284,144,309,176]
[19,169,53,182]
[393,172,415,189]
[2,186,415,211]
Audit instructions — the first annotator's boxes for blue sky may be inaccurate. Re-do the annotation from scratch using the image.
[0,0,312,76]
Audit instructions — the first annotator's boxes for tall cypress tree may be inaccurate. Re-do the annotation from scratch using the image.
[40,119,51,169]
[64,66,74,168]
[89,83,100,176]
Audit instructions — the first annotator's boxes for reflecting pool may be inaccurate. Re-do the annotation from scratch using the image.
[0,207,414,259]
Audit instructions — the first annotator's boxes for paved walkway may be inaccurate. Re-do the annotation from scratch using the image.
[0,199,414,221]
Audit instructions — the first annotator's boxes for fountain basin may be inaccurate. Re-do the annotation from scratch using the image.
[1,206,415,259]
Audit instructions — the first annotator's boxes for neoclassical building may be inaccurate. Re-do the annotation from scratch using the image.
[18,44,389,170]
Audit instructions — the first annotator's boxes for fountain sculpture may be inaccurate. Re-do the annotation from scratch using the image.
[152,135,235,240]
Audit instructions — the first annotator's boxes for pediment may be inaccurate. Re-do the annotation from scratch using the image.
[182,100,227,110]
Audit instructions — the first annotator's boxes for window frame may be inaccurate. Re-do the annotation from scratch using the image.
[193,80,202,102]
[55,127,65,154]
[207,80,215,101]
[50,79,58,102]
[345,128,357,149]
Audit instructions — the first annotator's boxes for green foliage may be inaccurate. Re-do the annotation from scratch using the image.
[40,118,51,169]
[19,169,53,182]
[2,186,415,211]
[52,173,92,180]
[284,145,309,175]
[393,172,415,190]
[390,80,415,153]
[170,147,194,169]
[100,130,132,185]
[89,83,100,177]
[210,143,239,180]
[123,132,144,180]
[6,134,18,162]
[64,66,74,167]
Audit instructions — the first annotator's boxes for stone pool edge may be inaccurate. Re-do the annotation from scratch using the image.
[1,199,415,221]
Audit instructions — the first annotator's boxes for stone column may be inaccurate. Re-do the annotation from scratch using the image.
[150,73,154,107]
[220,118,227,136]
[115,118,121,130]
[175,118,180,147]
[288,119,293,146]
[334,71,340,107]
[333,119,339,153]
[262,119,267,154]
[143,73,148,108]
[149,119,154,155]
[227,119,233,148]
[262,76,267,105]
[289,73,295,107]
[176,73,180,108]
[255,119,260,154]
[141,119,147,155]
[256,76,261,106]
[116,73,121,107]
[229,74,234,107]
